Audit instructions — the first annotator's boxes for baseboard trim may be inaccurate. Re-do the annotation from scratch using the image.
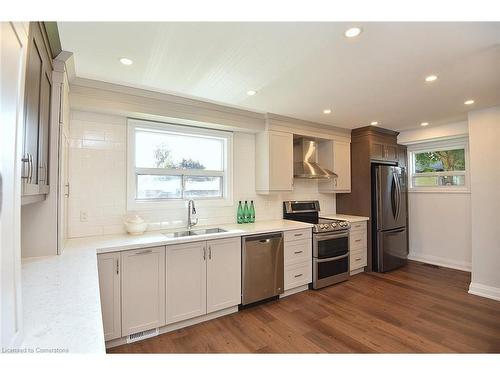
[280,284,309,298]
[468,282,500,302]
[105,306,238,349]
[408,252,471,272]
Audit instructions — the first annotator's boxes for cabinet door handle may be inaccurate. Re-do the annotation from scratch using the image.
[21,155,30,180]
[116,259,119,275]
[355,257,361,261]
[27,153,33,183]
[136,249,152,255]
[294,250,303,254]
[294,273,303,278]
[208,246,212,260]
[294,233,303,237]
[203,247,206,260]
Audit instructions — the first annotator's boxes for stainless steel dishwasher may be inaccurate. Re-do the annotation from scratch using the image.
[241,232,284,306]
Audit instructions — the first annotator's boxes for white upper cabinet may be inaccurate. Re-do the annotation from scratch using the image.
[97,252,121,341]
[255,130,294,193]
[166,241,207,324]
[206,237,241,313]
[318,140,351,193]
[121,246,166,336]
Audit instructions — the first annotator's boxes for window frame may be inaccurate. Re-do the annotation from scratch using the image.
[407,137,470,193]
[127,119,233,210]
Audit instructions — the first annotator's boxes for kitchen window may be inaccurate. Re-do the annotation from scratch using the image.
[127,119,232,209]
[408,138,469,192]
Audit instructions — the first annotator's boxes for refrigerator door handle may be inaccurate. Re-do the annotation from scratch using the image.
[394,172,400,221]
[376,167,383,230]
[391,172,398,220]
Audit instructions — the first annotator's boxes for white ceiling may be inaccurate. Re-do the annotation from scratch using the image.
[58,22,500,131]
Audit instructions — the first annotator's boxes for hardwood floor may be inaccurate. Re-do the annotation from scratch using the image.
[108,261,500,353]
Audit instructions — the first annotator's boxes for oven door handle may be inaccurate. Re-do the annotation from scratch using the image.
[316,254,349,263]
[314,231,349,240]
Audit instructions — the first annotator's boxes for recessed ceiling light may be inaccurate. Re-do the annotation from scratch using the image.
[119,57,133,66]
[344,27,362,38]
[370,121,378,126]
[421,122,429,127]
[464,99,475,105]
[323,109,332,114]
[247,90,257,96]
[425,75,438,82]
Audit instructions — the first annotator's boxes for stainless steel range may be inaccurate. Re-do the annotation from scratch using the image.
[283,200,350,289]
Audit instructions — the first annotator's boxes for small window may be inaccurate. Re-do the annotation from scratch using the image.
[127,119,232,209]
[408,138,469,192]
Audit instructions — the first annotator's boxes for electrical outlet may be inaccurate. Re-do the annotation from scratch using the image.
[80,210,88,222]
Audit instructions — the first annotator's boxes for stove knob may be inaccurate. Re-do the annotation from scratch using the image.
[331,223,337,228]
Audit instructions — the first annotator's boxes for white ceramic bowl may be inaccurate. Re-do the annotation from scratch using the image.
[124,221,148,235]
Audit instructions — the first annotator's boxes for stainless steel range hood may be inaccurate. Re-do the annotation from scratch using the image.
[293,138,338,179]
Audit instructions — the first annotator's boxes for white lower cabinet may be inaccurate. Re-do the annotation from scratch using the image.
[121,246,166,336]
[206,237,242,314]
[97,252,121,341]
[283,228,312,293]
[349,221,368,274]
[166,241,207,324]
[95,235,247,343]
[166,237,242,324]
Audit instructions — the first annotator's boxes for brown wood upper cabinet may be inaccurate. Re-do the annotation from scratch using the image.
[371,142,398,162]
[22,22,53,202]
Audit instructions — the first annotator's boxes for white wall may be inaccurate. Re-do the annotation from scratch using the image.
[407,193,471,271]
[468,106,500,301]
[399,122,472,271]
[67,110,336,238]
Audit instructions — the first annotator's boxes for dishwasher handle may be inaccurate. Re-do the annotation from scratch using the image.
[243,232,283,243]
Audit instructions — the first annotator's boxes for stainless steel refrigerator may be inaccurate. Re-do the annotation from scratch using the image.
[372,164,409,272]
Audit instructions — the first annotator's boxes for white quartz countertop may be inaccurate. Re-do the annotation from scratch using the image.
[320,213,370,223]
[20,219,312,353]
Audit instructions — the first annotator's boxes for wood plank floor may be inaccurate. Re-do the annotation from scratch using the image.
[108,261,500,353]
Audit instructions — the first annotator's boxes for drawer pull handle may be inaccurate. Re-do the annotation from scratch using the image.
[294,233,303,237]
[294,251,303,254]
[355,239,361,242]
[136,249,153,255]
[355,257,361,261]
[294,273,303,278]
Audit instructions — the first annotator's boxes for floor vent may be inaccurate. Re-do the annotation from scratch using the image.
[127,328,159,344]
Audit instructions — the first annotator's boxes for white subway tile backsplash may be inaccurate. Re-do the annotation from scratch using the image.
[67,110,336,238]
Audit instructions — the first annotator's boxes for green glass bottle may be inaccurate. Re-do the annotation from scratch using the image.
[237,201,244,224]
[249,200,255,223]
[243,200,249,223]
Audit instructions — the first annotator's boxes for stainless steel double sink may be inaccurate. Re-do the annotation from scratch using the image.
[163,227,227,238]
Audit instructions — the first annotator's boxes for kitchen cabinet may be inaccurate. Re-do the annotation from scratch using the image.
[371,142,397,162]
[121,246,166,336]
[349,221,368,274]
[397,145,408,168]
[206,237,242,314]
[21,22,53,202]
[97,252,121,341]
[318,140,352,193]
[283,228,312,294]
[166,237,242,324]
[166,241,207,324]
[255,130,294,192]
[336,126,402,271]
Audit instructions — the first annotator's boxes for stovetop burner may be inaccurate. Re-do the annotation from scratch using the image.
[282,200,351,233]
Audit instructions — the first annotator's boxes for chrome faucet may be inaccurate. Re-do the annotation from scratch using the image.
[187,200,198,230]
